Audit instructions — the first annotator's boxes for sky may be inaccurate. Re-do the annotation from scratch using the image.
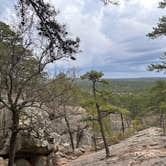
[0,0,166,78]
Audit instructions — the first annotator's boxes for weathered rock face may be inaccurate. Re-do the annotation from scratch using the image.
[51,106,92,150]
[0,157,8,166]
[109,113,128,131]
[0,106,92,166]
[0,109,12,156]
[15,159,31,166]
[0,107,59,157]
[67,127,166,166]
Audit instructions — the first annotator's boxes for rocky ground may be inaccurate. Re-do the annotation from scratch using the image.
[66,127,166,166]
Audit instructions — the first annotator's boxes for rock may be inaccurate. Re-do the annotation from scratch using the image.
[67,127,166,166]
[74,149,83,157]
[51,106,92,148]
[0,106,92,166]
[0,157,8,166]
[0,106,91,157]
[79,147,85,153]
[33,156,47,166]
[0,157,4,160]
[59,143,73,154]
[0,107,60,156]
[47,152,57,166]
[15,159,31,166]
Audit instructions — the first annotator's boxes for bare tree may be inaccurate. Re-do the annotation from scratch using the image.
[43,72,84,153]
[0,16,79,166]
[81,71,110,158]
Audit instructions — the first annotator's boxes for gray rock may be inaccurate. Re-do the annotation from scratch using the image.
[67,127,166,166]
[0,157,8,166]
[33,156,47,166]
[15,159,31,166]
[0,108,59,156]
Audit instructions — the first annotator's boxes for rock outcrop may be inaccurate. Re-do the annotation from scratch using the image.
[0,107,58,157]
[67,127,166,166]
[0,106,91,165]
[50,106,92,150]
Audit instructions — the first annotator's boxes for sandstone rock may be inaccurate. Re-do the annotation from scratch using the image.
[33,156,47,166]
[74,149,84,157]
[51,106,92,148]
[0,107,59,156]
[67,127,166,166]
[15,159,31,166]
[0,157,8,166]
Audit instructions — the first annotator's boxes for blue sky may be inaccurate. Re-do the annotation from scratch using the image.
[0,0,166,78]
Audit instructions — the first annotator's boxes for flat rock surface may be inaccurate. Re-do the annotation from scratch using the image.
[66,127,166,166]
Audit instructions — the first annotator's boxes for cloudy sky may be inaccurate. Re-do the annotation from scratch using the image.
[0,0,166,78]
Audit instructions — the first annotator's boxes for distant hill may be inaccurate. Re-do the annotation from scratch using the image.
[76,77,166,93]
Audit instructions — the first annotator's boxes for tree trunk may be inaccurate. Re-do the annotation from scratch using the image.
[97,104,110,157]
[76,126,84,148]
[63,107,75,152]
[91,112,97,151]
[92,134,97,151]
[92,120,97,151]
[8,111,19,166]
[162,113,165,134]
[92,82,110,158]
[159,110,163,128]
[120,113,125,134]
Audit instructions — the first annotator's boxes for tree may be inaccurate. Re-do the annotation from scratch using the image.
[101,0,119,5]
[149,81,166,133]
[81,71,111,158]
[147,0,166,71]
[0,18,79,166]
[81,94,98,151]
[16,0,80,61]
[43,72,84,153]
[148,0,166,39]
[53,73,77,153]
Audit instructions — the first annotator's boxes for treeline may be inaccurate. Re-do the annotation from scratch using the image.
[77,77,166,93]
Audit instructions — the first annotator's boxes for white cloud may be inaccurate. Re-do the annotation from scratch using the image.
[0,0,165,78]
[131,0,160,10]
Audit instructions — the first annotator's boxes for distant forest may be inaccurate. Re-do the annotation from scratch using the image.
[77,77,166,93]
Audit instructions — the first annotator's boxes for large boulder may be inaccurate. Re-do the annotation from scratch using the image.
[15,159,31,166]
[51,106,92,149]
[67,127,166,166]
[32,156,48,166]
[0,105,92,166]
[0,157,8,166]
[0,107,60,156]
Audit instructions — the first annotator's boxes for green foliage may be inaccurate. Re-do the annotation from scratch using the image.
[77,78,165,93]
[80,70,130,148]
[148,16,166,39]
[100,104,129,115]
[0,22,45,100]
[160,0,166,8]
[147,0,166,72]
[160,101,166,109]
[148,53,166,72]
[81,70,104,83]
[147,81,166,132]
[42,72,81,107]
[150,81,166,107]
[0,22,16,41]
[131,119,144,131]
[17,0,80,61]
